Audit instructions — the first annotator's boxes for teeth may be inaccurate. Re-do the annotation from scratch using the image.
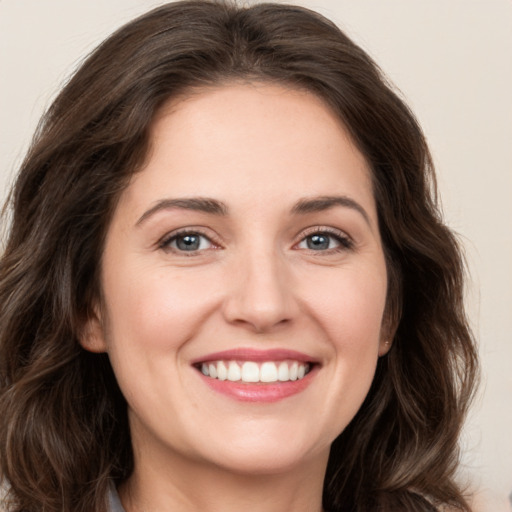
[217,361,227,381]
[278,361,289,381]
[208,363,217,379]
[199,360,311,383]
[290,361,298,381]
[260,362,278,382]
[241,362,260,382]
[227,361,241,381]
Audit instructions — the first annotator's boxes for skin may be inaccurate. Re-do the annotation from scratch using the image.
[81,83,390,512]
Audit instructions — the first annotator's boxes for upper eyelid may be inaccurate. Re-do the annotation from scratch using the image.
[156,225,353,249]
[296,225,352,241]
[159,227,220,248]
[294,226,355,251]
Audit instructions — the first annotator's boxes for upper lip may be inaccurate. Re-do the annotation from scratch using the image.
[191,348,319,365]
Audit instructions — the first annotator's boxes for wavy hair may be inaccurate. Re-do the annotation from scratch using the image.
[0,1,478,511]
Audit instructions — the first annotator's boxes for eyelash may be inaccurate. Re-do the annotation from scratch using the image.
[159,228,219,256]
[296,226,354,253]
[158,226,354,255]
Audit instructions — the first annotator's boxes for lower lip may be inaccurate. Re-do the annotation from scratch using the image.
[197,366,317,402]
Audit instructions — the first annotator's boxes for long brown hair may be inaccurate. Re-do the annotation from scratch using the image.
[0,2,478,511]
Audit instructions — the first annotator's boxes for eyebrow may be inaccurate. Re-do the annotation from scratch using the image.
[292,195,371,226]
[136,194,371,227]
[136,197,228,226]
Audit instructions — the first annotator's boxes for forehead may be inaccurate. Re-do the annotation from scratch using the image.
[121,82,376,220]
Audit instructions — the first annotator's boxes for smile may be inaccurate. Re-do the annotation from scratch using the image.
[193,349,319,402]
[200,360,311,383]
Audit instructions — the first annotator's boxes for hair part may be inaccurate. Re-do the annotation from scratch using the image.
[0,2,478,511]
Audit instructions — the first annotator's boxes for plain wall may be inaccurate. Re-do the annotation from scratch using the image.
[1,1,511,510]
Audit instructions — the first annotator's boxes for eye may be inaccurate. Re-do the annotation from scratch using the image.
[296,229,353,252]
[161,231,215,253]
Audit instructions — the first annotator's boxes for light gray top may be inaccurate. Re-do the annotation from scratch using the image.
[108,485,126,512]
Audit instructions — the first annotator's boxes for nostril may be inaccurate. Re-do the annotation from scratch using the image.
[221,264,298,331]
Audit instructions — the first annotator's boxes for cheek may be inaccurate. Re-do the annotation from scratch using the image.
[102,264,221,354]
[300,263,387,418]
[100,266,222,420]
[304,264,388,347]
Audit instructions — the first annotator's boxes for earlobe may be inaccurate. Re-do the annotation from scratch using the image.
[79,308,108,353]
[379,303,400,357]
[378,338,392,357]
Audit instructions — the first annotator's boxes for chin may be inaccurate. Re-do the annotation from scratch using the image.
[197,428,329,476]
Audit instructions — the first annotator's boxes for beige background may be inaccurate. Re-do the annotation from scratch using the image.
[1,1,511,510]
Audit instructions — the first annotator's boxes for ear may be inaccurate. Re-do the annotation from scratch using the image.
[379,287,401,357]
[378,336,392,357]
[79,306,108,353]
[378,312,397,357]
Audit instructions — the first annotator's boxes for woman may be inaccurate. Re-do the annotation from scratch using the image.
[0,1,478,511]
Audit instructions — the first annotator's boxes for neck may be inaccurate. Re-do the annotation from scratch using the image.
[119,444,328,512]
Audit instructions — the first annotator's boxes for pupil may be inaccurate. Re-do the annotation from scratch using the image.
[308,234,329,250]
[177,234,200,251]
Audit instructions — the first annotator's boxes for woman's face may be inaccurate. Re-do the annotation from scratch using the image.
[82,83,389,475]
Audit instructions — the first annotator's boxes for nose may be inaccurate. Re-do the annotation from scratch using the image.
[222,247,298,333]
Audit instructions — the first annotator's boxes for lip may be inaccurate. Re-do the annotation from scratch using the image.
[191,347,319,365]
[192,348,320,403]
[197,366,318,402]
